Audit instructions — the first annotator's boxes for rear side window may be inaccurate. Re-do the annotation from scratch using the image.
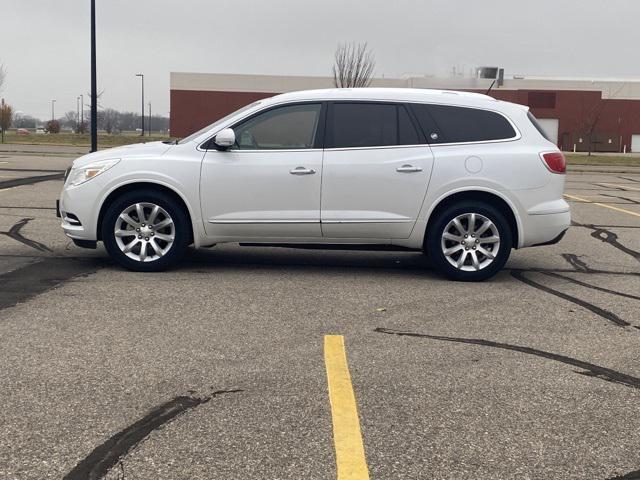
[329,103,421,148]
[527,111,552,142]
[410,104,517,144]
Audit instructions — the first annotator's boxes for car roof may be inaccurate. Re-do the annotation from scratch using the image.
[263,87,508,109]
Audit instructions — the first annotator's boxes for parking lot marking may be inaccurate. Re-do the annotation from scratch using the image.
[324,335,370,480]
[564,193,640,219]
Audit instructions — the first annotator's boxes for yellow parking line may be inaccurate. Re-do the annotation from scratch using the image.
[324,335,370,480]
[564,193,640,218]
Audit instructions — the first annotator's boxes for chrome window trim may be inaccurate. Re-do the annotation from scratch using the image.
[209,219,319,224]
[225,148,323,154]
[197,98,522,151]
[323,144,429,152]
[411,102,522,146]
[321,219,411,224]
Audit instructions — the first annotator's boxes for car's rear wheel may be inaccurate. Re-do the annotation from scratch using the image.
[102,189,189,272]
[426,202,512,281]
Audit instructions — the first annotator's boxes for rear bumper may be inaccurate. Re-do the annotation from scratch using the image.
[520,209,571,248]
[532,228,568,247]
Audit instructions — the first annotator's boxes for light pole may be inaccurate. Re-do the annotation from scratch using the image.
[135,73,144,136]
[1,98,5,143]
[51,99,56,122]
[80,93,84,131]
[90,0,97,151]
[148,102,151,136]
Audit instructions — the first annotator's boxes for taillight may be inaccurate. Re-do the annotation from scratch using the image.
[540,152,566,174]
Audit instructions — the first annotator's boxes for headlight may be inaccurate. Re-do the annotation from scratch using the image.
[66,159,120,187]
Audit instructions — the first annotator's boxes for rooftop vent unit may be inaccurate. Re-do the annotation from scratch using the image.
[477,67,505,87]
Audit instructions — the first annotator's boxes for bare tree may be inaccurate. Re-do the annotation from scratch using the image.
[101,108,120,134]
[332,42,375,88]
[64,111,78,128]
[574,94,606,156]
[0,63,6,92]
[573,83,628,155]
[1,102,13,143]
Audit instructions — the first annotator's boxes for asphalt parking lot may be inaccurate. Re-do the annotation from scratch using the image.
[1,147,639,480]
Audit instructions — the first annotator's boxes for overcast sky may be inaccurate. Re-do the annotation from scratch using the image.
[2,0,638,120]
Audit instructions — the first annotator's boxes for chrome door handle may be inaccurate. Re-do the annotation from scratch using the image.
[290,166,316,175]
[396,164,423,173]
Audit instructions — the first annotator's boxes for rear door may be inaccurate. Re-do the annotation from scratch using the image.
[321,102,434,239]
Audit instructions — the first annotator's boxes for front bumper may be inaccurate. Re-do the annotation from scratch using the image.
[58,184,100,241]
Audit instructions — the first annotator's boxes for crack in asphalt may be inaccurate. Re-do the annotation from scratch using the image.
[0,172,64,190]
[374,327,640,480]
[510,271,631,328]
[601,193,640,205]
[561,253,592,272]
[594,183,628,191]
[618,176,640,184]
[374,327,640,389]
[63,389,242,480]
[608,469,640,479]
[569,221,640,263]
[0,217,52,252]
[541,271,640,302]
[577,222,640,263]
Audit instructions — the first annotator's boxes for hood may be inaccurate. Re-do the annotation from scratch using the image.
[72,141,173,168]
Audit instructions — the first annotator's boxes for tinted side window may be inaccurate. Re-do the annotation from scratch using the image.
[527,111,552,142]
[330,103,423,148]
[331,103,396,148]
[234,103,321,150]
[398,105,421,145]
[411,104,517,144]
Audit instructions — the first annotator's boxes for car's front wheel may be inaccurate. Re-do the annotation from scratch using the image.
[426,202,513,281]
[101,189,190,272]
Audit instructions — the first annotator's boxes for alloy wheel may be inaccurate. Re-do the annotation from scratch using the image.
[440,212,501,272]
[114,202,175,262]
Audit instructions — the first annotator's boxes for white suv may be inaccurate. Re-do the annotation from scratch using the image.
[58,88,570,281]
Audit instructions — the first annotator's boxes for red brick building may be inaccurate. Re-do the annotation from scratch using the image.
[170,72,640,153]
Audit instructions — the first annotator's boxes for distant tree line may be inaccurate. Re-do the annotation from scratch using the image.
[11,109,169,134]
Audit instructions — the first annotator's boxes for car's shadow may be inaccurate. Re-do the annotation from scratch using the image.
[173,244,440,279]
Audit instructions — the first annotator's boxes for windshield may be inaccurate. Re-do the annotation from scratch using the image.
[177,101,262,144]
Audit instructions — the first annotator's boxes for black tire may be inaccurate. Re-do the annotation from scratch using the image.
[101,189,190,272]
[426,201,513,282]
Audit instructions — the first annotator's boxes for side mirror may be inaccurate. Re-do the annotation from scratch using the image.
[213,128,235,150]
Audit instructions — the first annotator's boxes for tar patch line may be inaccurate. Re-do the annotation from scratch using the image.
[374,327,640,389]
[63,389,242,480]
[0,257,102,311]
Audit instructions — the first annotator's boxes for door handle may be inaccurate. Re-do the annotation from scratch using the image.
[396,164,423,173]
[290,166,316,175]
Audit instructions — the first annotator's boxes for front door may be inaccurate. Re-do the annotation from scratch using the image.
[201,103,324,239]
[321,102,434,239]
